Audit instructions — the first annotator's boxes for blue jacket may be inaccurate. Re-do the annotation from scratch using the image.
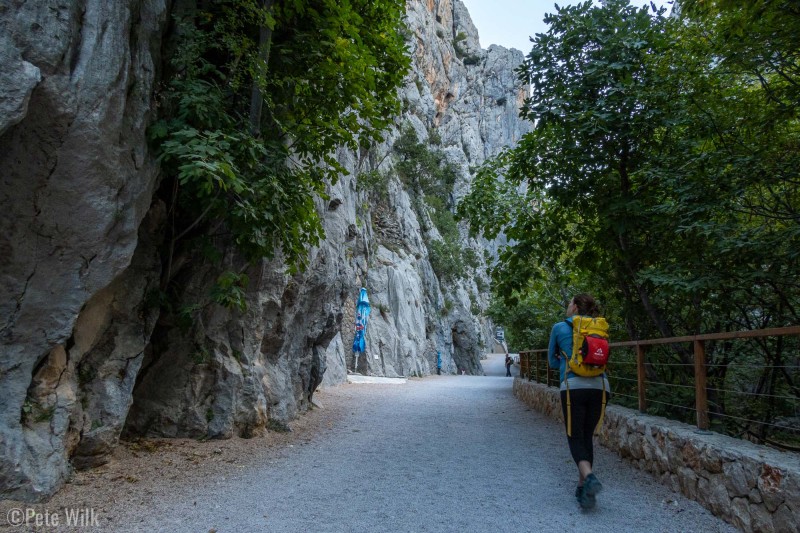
[548,317,575,383]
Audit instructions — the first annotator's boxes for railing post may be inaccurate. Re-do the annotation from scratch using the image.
[526,352,531,381]
[535,352,540,383]
[636,344,647,413]
[521,352,527,380]
[525,352,531,381]
[694,340,709,430]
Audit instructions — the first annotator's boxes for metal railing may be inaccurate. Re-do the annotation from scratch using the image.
[519,326,800,448]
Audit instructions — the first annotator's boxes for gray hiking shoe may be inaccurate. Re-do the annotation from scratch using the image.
[577,485,596,509]
[583,473,603,497]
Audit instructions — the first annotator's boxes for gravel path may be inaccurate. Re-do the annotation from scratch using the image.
[92,354,736,533]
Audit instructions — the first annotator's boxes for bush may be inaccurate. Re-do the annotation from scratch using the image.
[358,169,390,201]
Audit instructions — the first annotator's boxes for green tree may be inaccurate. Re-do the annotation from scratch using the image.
[460,0,800,444]
[462,0,679,338]
[151,0,411,289]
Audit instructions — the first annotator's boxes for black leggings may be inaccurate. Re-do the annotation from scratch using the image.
[560,389,604,466]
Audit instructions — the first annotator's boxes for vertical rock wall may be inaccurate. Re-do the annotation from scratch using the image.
[0,0,168,501]
[0,0,529,500]
[336,0,530,378]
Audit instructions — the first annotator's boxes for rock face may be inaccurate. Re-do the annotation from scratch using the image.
[0,0,528,500]
[0,0,168,500]
[124,0,530,439]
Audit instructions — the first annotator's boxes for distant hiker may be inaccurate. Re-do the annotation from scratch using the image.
[437,351,442,375]
[505,354,513,377]
[548,293,611,510]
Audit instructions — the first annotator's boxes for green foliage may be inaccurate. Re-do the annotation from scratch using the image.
[453,40,481,65]
[457,153,517,242]
[679,0,800,109]
[177,303,202,331]
[151,0,411,285]
[394,126,458,197]
[393,127,481,284]
[486,264,625,352]
[464,0,694,322]
[191,345,211,365]
[461,0,800,444]
[145,288,171,311]
[439,298,454,316]
[475,276,489,294]
[34,405,55,424]
[358,169,390,202]
[462,248,481,270]
[268,0,412,154]
[210,271,249,311]
[426,195,459,241]
[428,239,466,283]
[468,292,481,316]
[21,400,55,426]
[154,122,326,267]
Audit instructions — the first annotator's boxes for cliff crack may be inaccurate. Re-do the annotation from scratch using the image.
[2,266,37,337]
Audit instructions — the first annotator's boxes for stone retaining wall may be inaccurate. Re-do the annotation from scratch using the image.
[513,378,800,532]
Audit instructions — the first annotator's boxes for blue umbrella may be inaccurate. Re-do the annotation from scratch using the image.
[352,287,371,355]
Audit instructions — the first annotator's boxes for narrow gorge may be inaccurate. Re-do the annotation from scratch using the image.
[0,0,529,500]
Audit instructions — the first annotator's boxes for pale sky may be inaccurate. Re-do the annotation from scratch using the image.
[459,0,674,54]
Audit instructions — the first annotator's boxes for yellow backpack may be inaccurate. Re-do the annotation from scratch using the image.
[561,315,610,436]
[563,315,610,377]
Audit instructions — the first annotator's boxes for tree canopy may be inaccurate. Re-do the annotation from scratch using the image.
[460,0,800,444]
[151,0,411,286]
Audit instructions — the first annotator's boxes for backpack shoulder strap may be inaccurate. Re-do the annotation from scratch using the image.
[559,319,572,357]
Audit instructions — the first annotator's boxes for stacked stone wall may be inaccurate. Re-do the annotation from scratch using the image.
[513,378,800,532]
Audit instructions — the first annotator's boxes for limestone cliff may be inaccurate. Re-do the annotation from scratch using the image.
[0,0,168,501]
[0,0,529,500]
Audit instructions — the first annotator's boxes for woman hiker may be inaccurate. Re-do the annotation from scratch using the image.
[547,293,611,509]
